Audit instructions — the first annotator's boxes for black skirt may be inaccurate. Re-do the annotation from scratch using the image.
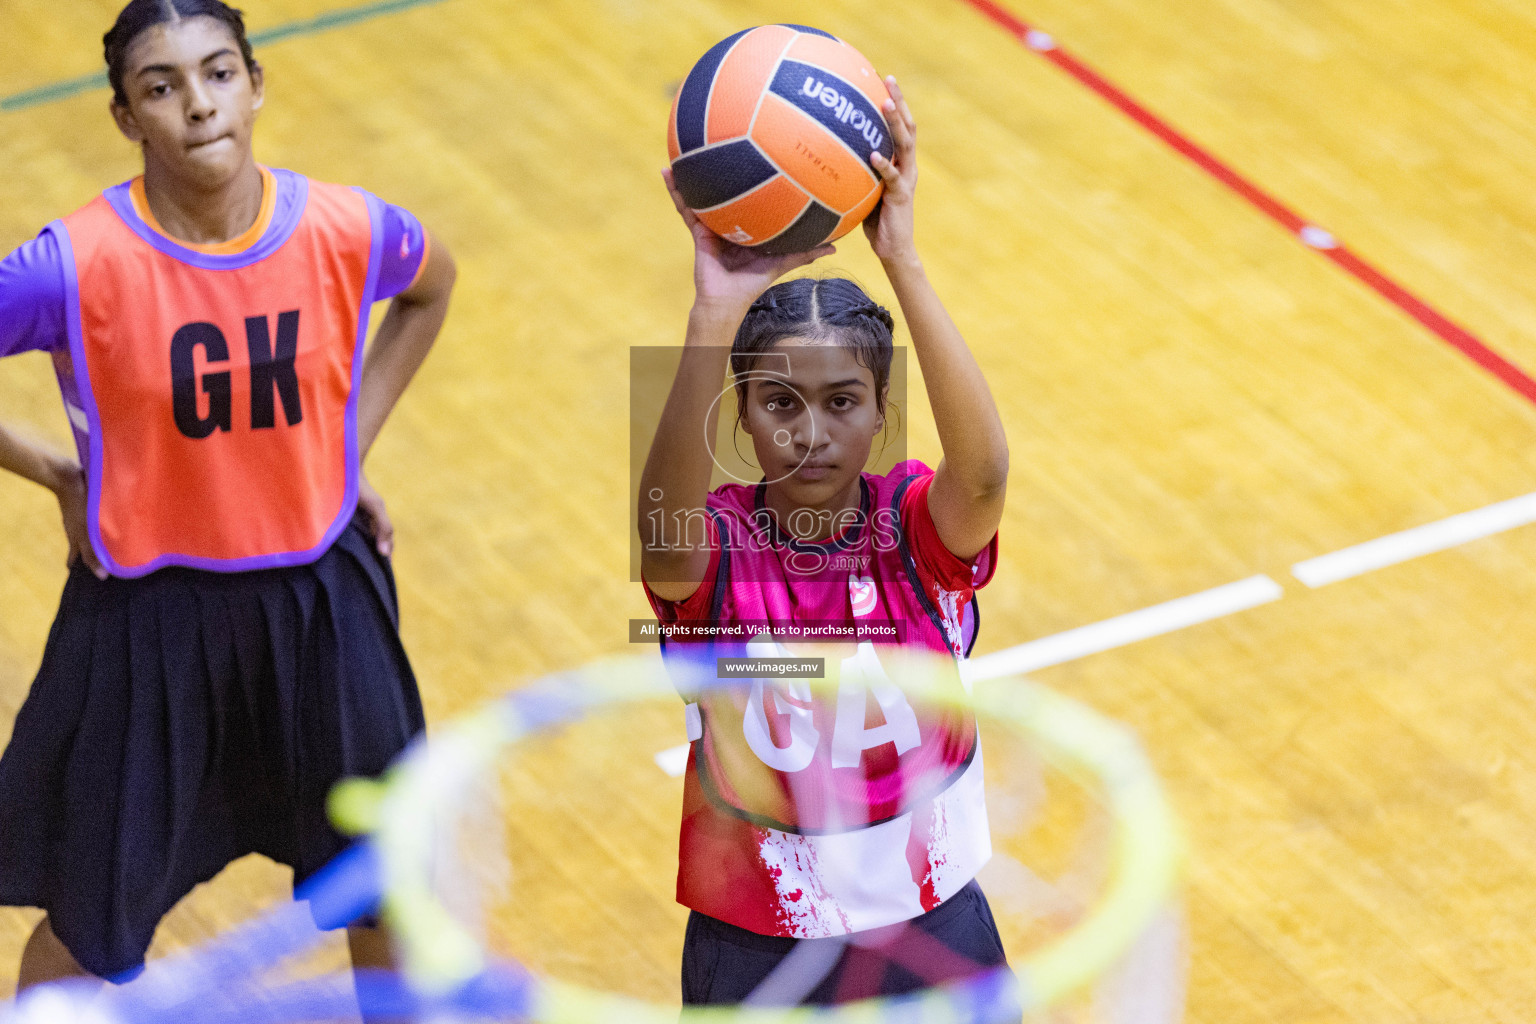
[0,512,425,980]
[682,880,1013,1005]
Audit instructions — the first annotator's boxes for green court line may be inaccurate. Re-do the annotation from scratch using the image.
[1,0,451,112]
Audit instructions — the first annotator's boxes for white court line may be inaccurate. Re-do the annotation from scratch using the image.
[1291,490,1536,587]
[650,575,1286,772]
[962,574,1285,681]
[650,489,1536,771]
[654,743,690,778]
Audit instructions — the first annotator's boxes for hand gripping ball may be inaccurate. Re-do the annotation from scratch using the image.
[667,25,895,254]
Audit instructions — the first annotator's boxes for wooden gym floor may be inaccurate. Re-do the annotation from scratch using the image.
[3,0,1536,1019]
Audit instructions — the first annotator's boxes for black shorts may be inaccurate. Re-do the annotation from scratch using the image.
[0,512,424,980]
[682,880,1014,1005]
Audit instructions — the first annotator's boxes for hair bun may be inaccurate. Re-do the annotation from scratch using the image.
[856,301,894,331]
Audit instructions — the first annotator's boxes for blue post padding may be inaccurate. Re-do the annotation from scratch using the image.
[351,970,421,1018]
[447,963,538,1017]
[967,965,1026,1023]
[296,842,383,931]
[357,964,536,1019]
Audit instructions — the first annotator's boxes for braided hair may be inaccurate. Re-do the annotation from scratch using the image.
[104,0,258,106]
[731,277,895,417]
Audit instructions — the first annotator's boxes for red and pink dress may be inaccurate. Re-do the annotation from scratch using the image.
[646,460,998,939]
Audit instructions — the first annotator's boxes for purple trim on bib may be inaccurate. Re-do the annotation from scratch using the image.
[62,175,376,578]
[100,170,308,271]
[49,222,113,573]
[109,185,380,578]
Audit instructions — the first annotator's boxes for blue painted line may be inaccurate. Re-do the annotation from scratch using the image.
[1,0,451,113]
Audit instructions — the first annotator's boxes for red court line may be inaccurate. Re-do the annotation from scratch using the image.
[958,0,1536,407]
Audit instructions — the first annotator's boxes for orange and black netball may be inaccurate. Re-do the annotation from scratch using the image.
[667,25,895,254]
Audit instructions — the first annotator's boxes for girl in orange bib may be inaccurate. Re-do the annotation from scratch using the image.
[0,0,455,997]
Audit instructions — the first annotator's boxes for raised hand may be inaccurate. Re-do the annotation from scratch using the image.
[864,76,919,263]
[663,167,834,312]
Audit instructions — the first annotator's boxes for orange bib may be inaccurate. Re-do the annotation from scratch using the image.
[55,173,379,576]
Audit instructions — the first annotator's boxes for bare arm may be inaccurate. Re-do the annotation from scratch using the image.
[638,307,736,602]
[0,421,103,578]
[351,233,455,556]
[867,78,1008,561]
[356,234,457,458]
[639,171,831,602]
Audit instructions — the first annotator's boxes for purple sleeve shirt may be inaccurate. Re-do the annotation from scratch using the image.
[0,229,69,358]
[371,201,429,302]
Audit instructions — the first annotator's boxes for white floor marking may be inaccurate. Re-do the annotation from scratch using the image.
[650,576,1284,772]
[1292,490,1536,587]
[651,490,1536,771]
[962,574,1285,681]
[654,743,690,777]
[1299,224,1339,250]
[1024,29,1056,51]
